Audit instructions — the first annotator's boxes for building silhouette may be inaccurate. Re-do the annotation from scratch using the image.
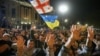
[0,0,44,29]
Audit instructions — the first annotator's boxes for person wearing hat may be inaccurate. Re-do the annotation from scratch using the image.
[2,33,10,41]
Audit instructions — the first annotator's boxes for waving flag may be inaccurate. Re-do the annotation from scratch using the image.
[41,15,59,29]
[29,0,53,14]
[29,0,59,29]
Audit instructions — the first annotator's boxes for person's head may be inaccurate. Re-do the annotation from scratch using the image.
[34,33,39,39]
[2,33,10,41]
[20,30,26,36]
[39,34,46,42]
[27,39,35,49]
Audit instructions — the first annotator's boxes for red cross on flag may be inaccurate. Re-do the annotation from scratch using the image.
[29,0,53,14]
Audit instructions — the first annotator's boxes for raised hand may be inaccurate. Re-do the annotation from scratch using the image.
[16,35,25,56]
[64,25,81,48]
[70,25,81,40]
[87,26,94,41]
[17,35,25,48]
[45,33,55,49]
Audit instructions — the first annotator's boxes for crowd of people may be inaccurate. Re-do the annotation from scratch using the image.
[0,25,100,56]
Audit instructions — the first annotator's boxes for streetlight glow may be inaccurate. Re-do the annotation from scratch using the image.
[58,4,69,14]
[85,24,88,27]
[64,19,68,23]
[77,22,80,25]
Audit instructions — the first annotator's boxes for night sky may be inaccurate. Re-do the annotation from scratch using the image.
[26,0,100,28]
[50,0,100,28]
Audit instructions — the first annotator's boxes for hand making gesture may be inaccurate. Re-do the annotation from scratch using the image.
[87,26,94,41]
[70,25,81,40]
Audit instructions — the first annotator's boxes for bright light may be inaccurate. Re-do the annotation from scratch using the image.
[58,4,69,14]
[85,24,88,27]
[17,26,19,29]
[24,22,27,24]
[21,22,24,24]
[77,22,80,25]
[64,19,68,23]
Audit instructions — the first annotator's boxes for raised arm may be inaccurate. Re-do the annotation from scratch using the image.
[45,33,55,56]
[86,26,94,47]
[58,25,81,56]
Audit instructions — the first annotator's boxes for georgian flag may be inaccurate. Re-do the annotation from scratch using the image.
[29,0,53,14]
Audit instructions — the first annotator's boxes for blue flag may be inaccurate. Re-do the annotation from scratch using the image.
[40,15,59,29]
